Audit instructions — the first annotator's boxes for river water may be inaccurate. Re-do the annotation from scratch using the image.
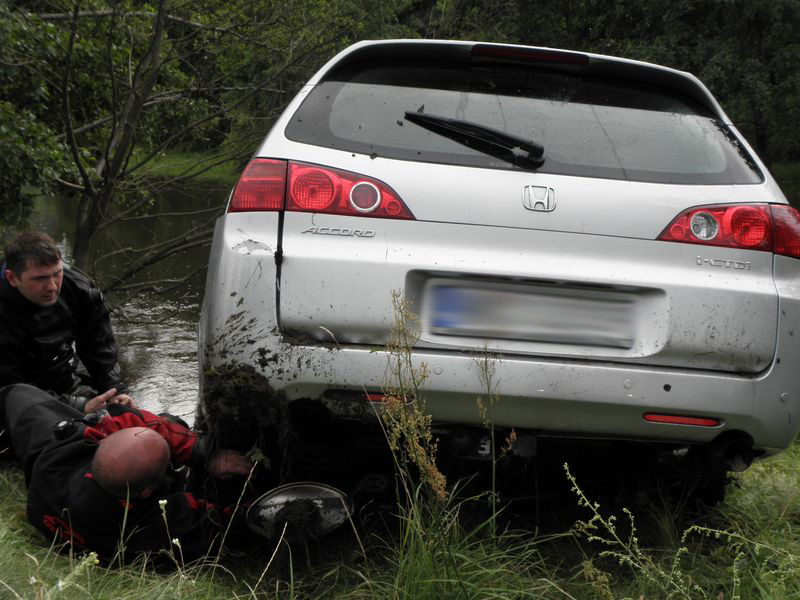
[33,181,230,424]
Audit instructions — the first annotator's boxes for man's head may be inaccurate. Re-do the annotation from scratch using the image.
[4,232,63,307]
[91,427,171,499]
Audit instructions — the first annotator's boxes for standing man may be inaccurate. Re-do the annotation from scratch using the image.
[0,231,130,413]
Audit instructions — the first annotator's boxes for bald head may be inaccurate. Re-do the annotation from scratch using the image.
[91,427,171,498]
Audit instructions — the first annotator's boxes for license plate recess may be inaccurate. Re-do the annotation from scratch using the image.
[425,279,638,349]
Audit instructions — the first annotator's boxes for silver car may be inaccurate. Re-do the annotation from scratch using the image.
[199,40,800,489]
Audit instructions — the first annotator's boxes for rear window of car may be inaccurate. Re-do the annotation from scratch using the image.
[285,59,762,185]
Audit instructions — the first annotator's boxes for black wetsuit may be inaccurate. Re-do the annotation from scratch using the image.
[0,264,122,411]
[1,384,228,562]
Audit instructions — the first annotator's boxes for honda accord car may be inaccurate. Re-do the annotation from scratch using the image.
[198,40,800,496]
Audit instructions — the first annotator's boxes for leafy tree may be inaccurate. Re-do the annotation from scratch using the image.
[2,0,410,290]
[0,6,73,238]
[0,103,72,237]
[414,0,800,169]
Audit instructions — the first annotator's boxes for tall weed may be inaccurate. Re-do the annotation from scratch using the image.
[379,291,446,504]
[361,292,568,599]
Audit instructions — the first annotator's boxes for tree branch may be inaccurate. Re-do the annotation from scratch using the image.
[54,176,85,191]
[96,1,167,181]
[105,264,208,295]
[90,149,233,237]
[100,232,213,293]
[124,16,362,176]
[62,2,96,198]
[119,206,222,222]
[94,210,218,269]
[30,10,230,32]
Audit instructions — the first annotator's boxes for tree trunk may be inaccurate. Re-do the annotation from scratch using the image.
[70,1,168,272]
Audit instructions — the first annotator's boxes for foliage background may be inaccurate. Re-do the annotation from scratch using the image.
[2,0,799,263]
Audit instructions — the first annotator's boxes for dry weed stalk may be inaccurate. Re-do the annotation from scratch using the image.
[381,291,447,504]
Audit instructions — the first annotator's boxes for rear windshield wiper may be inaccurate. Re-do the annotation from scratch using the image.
[404,111,545,169]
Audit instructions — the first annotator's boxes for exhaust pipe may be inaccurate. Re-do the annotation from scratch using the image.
[705,432,754,472]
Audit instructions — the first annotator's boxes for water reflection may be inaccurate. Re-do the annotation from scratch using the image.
[32,180,229,423]
[113,297,202,423]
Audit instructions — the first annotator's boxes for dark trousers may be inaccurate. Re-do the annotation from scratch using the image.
[0,383,83,482]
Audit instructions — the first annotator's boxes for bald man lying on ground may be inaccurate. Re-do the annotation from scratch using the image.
[1,383,253,562]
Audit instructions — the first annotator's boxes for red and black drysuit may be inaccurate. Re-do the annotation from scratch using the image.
[1,383,230,562]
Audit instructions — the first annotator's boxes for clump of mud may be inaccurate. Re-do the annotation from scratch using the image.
[199,363,298,481]
[268,498,321,541]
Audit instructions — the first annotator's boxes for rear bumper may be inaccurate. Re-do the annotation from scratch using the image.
[202,329,798,453]
[199,215,800,455]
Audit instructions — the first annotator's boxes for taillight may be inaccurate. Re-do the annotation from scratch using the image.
[292,169,335,210]
[227,159,415,219]
[287,162,414,219]
[229,159,287,212]
[658,203,800,258]
[772,204,800,258]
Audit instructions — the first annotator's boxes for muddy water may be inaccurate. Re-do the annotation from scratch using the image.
[32,181,230,424]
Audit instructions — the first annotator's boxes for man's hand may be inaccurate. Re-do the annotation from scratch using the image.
[83,388,136,413]
[83,388,118,413]
[207,450,253,479]
[110,393,134,407]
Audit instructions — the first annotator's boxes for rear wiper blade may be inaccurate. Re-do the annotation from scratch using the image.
[404,111,545,168]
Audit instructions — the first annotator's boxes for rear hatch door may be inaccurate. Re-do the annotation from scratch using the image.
[274,42,777,373]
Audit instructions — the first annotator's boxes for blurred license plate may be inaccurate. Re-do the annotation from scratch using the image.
[428,282,636,349]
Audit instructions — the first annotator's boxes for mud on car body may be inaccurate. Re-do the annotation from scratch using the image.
[199,40,800,496]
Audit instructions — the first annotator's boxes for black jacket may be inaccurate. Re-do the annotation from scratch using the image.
[2,383,223,563]
[0,265,122,408]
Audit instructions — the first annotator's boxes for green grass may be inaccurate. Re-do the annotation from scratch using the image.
[135,149,241,186]
[3,441,800,599]
[345,485,565,600]
[5,289,798,599]
[0,467,266,599]
[561,442,800,599]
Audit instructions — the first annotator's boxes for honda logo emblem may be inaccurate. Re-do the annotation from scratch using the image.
[521,186,556,212]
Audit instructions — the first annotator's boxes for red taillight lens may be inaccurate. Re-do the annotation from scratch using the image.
[771,204,800,258]
[228,159,414,219]
[287,162,414,219]
[293,169,336,210]
[658,204,772,252]
[229,159,287,212]
[726,206,770,247]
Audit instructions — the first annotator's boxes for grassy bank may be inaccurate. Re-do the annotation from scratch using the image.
[2,441,800,599]
[135,149,241,186]
[3,293,799,599]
